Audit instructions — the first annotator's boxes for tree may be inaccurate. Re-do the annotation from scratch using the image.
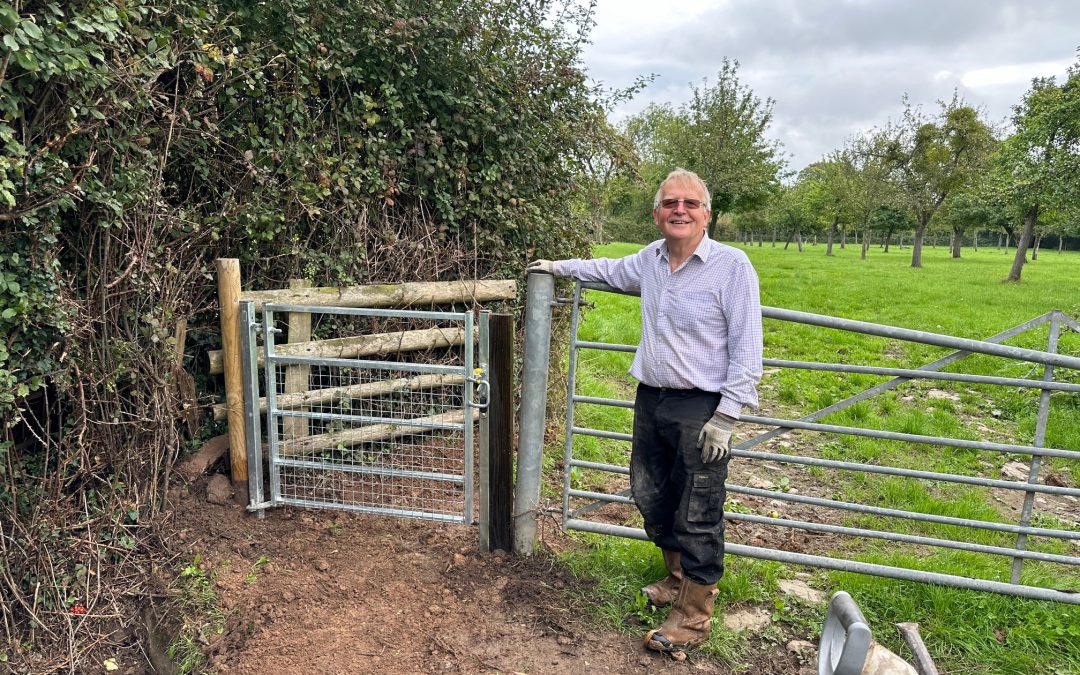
[877,95,995,268]
[867,205,915,253]
[797,152,860,256]
[990,59,1080,281]
[937,183,1011,258]
[624,58,786,236]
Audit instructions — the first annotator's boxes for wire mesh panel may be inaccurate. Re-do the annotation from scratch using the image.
[261,304,479,523]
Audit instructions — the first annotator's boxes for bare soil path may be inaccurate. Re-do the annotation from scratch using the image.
[164,477,812,675]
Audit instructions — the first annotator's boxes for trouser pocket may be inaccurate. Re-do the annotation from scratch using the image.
[686,471,723,524]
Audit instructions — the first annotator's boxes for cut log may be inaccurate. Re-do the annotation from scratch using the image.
[240,279,516,311]
[208,326,469,374]
[212,373,465,421]
[177,434,230,481]
[276,409,479,457]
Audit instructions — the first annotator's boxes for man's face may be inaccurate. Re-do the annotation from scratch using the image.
[653,179,710,246]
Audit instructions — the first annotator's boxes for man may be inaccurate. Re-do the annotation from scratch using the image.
[528,168,763,656]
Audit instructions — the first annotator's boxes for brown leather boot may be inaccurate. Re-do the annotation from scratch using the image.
[641,549,683,607]
[643,578,718,655]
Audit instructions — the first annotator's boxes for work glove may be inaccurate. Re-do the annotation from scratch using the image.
[527,259,555,275]
[697,411,736,463]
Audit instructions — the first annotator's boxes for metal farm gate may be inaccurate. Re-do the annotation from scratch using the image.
[540,277,1080,604]
[238,302,490,524]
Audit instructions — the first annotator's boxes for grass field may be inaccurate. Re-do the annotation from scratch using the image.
[554,239,1080,674]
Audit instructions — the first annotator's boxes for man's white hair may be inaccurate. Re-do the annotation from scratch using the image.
[653,168,712,210]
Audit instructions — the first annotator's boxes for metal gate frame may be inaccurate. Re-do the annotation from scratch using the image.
[547,278,1080,604]
[239,301,490,526]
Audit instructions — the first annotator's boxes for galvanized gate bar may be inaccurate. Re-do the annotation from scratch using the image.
[563,460,1080,541]
[563,518,1080,605]
[573,342,1080,391]
[563,456,1080,540]
[733,448,1080,496]
[1011,314,1061,582]
[580,282,1079,370]
[240,300,265,514]
[760,305,1080,370]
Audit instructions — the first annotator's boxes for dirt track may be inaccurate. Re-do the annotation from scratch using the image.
[161,477,816,675]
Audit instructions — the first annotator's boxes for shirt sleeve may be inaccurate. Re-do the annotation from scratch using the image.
[716,259,763,419]
[553,252,643,294]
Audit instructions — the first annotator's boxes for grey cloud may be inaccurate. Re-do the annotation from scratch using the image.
[584,0,1080,169]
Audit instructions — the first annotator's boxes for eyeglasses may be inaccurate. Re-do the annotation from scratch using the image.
[659,198,705,210]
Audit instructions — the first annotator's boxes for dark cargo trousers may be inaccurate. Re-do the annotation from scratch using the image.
[630,383,729,585]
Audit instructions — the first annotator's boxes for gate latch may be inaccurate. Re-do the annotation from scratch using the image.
[469,365,490,411]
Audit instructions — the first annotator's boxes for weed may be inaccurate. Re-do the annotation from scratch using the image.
[167,555,227,674]
[245,555,270,584]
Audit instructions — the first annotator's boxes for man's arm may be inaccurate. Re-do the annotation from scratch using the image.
[716,260,764,419]
[529,251,645,294]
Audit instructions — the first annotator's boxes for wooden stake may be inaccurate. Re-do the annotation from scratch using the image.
[215,258,247,483]
[488,313,514,552]
[283,280,312,442]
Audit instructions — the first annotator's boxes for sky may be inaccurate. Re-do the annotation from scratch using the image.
[579,0,1079,172]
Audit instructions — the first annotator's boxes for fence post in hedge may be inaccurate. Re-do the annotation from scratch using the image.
[216,258,248,489]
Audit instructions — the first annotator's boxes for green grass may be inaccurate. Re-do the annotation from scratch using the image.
[554,239,1080,674]
[167,555,227,674]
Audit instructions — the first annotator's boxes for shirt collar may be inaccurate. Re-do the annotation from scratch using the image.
[657,233,711,263]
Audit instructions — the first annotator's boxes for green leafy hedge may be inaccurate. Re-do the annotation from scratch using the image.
[0,0,619,668]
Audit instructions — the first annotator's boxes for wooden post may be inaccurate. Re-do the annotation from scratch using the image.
[216,258,247,485]
[284,280,311,441]
[488,313,514,552]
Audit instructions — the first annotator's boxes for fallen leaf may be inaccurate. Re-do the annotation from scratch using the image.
[104,658,119,671]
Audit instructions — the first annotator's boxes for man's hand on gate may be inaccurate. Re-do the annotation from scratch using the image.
[527,259,555,275]
[697,411,736,463]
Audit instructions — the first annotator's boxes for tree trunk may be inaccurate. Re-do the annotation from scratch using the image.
[708,210,720,239]
[997,232,1003,248]
[796,229,804,252]
[1060,237,1064,252]
[1006,204,1038,282]
[826,216,838,256]
[911,220,928,268]
[772,227,777,247]
[861,228,869,260]
[757,228,763,247]
[1032,234,1041,260]
[950,228,962,258]
[840,226,847,249]
[784,228,794,250]
[884,226,895,253]
[973,230,978,251]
